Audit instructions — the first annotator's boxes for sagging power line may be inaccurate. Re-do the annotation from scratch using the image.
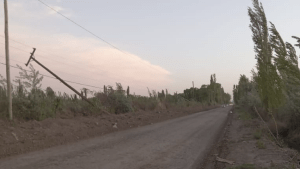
[0,35,84,65]
[0,55,108,85]
[0,61,103,90]
[0,42,159,89]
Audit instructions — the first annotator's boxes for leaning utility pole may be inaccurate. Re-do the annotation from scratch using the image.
[4,0,12,120]
[25,48,94,106]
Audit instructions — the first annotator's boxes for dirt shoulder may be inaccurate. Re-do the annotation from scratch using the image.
[0,105,217,159]
[203,107,299,169]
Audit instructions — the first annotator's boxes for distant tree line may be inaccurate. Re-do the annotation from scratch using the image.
[181,74,231,105]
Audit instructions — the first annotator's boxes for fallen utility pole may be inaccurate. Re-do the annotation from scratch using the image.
[4,0,12,120]
[25,48,94,106]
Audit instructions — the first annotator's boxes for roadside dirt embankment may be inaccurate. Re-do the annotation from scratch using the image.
[0,105,217,159]
[203,106,299,169]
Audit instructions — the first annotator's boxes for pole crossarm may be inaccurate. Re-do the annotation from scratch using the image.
[25,48,36,66]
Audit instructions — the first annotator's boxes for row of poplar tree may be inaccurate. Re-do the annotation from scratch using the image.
[233,0,300,138]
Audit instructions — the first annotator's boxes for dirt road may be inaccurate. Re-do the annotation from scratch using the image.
[0,107,231,169]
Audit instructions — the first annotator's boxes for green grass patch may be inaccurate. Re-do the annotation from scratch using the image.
[256,140,266,149]
[228,164,256,169]
[253,129,262,139]
[236,109,252,120]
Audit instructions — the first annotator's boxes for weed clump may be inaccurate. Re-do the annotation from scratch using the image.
[256,140,266,149]
[253,129,262,140]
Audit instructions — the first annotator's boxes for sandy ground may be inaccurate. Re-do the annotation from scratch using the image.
[203,107,300,169]
[0,107,231,169]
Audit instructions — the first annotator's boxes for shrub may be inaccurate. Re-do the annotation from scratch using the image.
[236,109,252,121]
[253,129,262,139]
[147,100,157,111]
[256,140,266,149]
[111,93,133,114]
[95,90,133,114]
[12,90,57,121]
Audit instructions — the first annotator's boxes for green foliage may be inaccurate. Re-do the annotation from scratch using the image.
[292,36,300,49]
[0,74,7,88]
[256,140,266,149]
[228,164,256,169]
[248,0,285,111]
[130,95,157,111]
[46,87,55,98]
[183,74,231,105]
[242,1,300,149]
[109,92,133,114]
[0,86,7,115]
[95,83,133,114]
[253,129,262,139]
[269,25,300,133]
[237,109,252,121]
[233,74,261,109]
[157,89,165,101]
[1,63,229,121]
[15,64,43,93]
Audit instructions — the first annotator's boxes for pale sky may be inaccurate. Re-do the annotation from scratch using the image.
[0,0,299,96]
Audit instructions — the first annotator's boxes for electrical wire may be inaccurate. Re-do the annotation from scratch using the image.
[0,35,84,65]
[0,35,32,48]
[0,55,109,85]
[0,41,91,71]
[36,0,164,73]
[0,42,158,88]
[0,62,103,89]
[37,0,122,53]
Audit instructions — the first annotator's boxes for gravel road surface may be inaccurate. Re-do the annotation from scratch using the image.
[0,107,231,169]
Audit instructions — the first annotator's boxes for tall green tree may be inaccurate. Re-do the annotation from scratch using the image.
[233,85,239,104]
[248,0,285,112]
[270,24,300,98]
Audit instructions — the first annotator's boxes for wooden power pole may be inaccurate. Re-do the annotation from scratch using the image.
[4,0,12,120]
[25,48,94,106]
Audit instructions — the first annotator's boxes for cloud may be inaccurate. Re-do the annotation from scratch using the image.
[47,6,64,15]
[0,0,171,96]
[7,0,73,19]
[0,20,171,96]
[46,5,73,17]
